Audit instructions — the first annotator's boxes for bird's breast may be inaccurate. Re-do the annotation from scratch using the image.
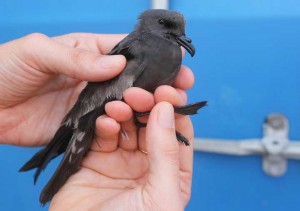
[133,35,182,92]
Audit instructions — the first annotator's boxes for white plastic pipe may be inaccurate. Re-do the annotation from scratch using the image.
[152,0,169,9]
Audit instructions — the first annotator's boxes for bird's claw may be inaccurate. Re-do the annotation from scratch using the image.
[134,119,190,146]
[135,121,147,128]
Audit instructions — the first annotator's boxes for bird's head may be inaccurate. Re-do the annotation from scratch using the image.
[136,9,195,57]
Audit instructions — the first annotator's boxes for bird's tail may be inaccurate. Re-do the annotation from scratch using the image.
[39,129,94,205]
[19,125,73,183]
[39,102,108,205]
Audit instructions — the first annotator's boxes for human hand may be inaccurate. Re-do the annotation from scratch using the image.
[0,33,128,146]
[50,85,194,211]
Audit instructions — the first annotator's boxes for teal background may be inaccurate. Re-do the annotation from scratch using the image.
[0,0,300,210]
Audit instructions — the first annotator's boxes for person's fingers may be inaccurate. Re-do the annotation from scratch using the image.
[154,85,191,146]
[91,115,120,152]
[176,88,188,103]
[123,87,156,151]
[94,34,127,54]
[16,33,126,82]
[52,33,127,54]
[123,87,155,112]
[177,116,194,205]
[144,102,182,206]
[154,86,194,175]
[118,118,138,150]
[153,85,194,204]
[124,86,188,152]
[172,65,195,90]
[174,115,194,175]
[154,85,185,107]
[105,101,133,122]
[105,101,138,150]
[123,87,156,124]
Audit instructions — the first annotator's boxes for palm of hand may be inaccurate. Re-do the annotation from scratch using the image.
[51,132,192,211]
[51,148,150,210]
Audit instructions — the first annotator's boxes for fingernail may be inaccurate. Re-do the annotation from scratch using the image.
[98,55,124,70]
[157,103,175,129]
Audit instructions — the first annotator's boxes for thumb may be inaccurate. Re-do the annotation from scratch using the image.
[19,33,126,81]
[146,102,181,196]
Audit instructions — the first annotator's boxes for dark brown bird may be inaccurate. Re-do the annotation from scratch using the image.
[19,9,207,205]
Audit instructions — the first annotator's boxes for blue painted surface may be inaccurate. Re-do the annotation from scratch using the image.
[1,1,300,211]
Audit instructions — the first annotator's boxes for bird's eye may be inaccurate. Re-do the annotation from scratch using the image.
[158,19,165,25]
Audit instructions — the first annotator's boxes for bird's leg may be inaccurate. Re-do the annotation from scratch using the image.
[135,119,191,146]
[134,101,207,146]
[134,101,207,117]
[134,119,190,145]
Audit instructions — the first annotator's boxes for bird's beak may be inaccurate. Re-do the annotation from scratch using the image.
[176,35,195,57]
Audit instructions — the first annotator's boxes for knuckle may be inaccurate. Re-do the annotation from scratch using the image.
[19,33,49,60]
[23,33,49,45]
[70,49,97,71]
[70,49,89,66]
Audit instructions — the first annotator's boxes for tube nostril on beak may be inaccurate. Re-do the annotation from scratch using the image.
[186,38,192,43]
